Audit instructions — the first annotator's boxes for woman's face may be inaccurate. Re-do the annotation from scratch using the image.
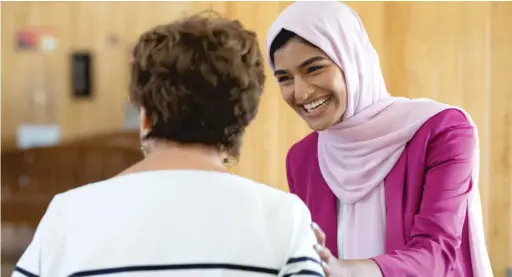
[273,37,347,131]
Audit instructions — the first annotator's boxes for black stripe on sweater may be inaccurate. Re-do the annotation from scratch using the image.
[282,269,324,277]
[14,267,39,277]
[286,256,321,265]
[68,263,280,276]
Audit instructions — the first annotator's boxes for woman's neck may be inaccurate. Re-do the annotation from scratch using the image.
[120,140,228,176]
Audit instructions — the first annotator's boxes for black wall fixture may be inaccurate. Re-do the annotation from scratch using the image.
[71,52,93,99]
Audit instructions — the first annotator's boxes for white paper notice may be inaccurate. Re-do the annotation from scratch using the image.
[16,124,61,149]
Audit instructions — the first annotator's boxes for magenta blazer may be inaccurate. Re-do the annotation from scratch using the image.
[286,109,474,277]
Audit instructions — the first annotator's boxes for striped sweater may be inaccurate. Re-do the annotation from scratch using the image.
[13,170,324,277]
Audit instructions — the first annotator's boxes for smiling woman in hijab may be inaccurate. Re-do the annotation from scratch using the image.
[266,2,493,277]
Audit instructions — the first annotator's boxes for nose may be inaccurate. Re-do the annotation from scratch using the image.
[294,76,314,102]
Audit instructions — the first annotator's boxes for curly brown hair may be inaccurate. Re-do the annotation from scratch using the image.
[130,12,265,156]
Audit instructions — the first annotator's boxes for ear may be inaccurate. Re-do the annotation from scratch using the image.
[139,107,151,135]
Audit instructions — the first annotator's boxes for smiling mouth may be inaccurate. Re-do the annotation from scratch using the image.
[301,96,331,113]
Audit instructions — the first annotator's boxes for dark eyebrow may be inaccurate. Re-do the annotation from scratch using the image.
[273,56,328,76]
[299,56,327,68]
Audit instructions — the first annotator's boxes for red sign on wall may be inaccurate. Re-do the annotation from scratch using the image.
[16,28,58,52]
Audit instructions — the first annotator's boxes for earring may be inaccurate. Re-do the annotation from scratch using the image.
[140,128,150,155]
[140,136,150,157]
[222,155,238,167]
[140,143,148,156]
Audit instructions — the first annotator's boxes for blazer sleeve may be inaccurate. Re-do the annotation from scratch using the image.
[372,111,475,277]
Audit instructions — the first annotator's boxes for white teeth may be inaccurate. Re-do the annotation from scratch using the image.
[303,97,329,111]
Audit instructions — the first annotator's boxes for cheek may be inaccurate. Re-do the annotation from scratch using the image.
[335,79,348,104]
[324,71,347,101]
[333,80,346,100]
[310,74,337,95]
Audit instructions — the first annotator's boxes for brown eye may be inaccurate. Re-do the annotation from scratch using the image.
[307,65,324,73]
[277,76,292,83]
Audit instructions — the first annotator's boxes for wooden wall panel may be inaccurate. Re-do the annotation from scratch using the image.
[489,3,512,276]
[1,1,510,275]
[1,2,189,145]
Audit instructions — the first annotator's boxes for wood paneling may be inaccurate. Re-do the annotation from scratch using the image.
[1,1,510,275]
[1,2,189,144]
[489,3,512,276]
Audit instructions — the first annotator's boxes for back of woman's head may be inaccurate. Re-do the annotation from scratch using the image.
[130,12,265,154]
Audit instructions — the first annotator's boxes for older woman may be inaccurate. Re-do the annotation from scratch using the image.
[13,13,323,277]
[266,2,492,277]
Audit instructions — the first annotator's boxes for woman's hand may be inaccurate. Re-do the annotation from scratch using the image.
[311,222,383,277]
[311,222,350,276]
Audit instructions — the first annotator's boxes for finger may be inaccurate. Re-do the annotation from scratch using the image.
[314,243,335,265]
[321,260,332,277]
[311,222,326,246]
[315,245,334,277]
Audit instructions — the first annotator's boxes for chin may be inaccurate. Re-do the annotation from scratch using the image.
[307,120,331,131]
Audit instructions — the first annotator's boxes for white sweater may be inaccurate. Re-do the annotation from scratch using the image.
[12,170,324,277]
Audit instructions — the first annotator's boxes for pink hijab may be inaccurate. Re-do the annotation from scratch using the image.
[266,1,491,275]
